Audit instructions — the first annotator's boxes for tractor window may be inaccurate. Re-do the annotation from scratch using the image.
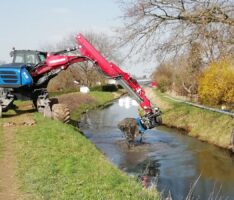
[38,53,46,62]
[14,53,24,63]
[25,54,38,65]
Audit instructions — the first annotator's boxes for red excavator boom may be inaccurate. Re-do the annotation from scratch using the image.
[30,33,161,129]
[76,34,152,113]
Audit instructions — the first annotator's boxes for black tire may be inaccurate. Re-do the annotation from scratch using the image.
[52,104,70,124]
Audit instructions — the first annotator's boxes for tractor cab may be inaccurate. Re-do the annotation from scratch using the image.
[0,49,47,88]
[10,49,47,68]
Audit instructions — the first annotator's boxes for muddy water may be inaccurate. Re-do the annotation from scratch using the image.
[79,97,234,200]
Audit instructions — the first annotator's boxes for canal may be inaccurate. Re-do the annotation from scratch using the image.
[79,96,234,200]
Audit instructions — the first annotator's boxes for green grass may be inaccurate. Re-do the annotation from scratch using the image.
[155,90,234,149]
[90,91,116,104]
[15,114,159,200]
[49,89,80,97]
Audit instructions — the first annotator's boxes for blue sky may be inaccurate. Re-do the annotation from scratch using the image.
[0,1,121,60]
[0,0,155,76]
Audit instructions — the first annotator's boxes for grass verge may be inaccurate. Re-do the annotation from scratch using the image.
[154,90,234,150]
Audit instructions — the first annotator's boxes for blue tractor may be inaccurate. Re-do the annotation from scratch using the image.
[0,49,70,122]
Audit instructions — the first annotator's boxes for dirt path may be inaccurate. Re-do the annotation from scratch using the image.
[0,126,23,200]
[0,103,35,200]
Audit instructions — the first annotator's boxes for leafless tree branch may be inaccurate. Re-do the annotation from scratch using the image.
[117,0,234,61]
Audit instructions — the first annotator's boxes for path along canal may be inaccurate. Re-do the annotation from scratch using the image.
[79,96,234,200]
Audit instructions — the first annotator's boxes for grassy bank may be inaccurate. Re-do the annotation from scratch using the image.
[16,114,158,200]
[154,90,234,150]
[70,91,117,120]
[12,91,159,199]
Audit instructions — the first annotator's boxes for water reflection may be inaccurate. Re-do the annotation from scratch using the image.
[118,96,138,109]
[80,97,234,200]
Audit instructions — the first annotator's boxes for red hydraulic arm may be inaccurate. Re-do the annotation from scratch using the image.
[31,34,154,114]
[76,34,152,114]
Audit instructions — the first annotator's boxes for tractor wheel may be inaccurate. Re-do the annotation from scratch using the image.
[52,104,70,124]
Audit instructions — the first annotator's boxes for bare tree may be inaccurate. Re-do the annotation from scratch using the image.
[151,42,204,96]
[118,0,234,62]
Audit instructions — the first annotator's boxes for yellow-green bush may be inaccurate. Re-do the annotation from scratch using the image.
[198,58,234,105]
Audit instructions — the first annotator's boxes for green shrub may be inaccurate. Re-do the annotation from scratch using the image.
[91,84,118,92]
[90,85,103,91]
[102,84,118,92]
[157,77,172,93]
